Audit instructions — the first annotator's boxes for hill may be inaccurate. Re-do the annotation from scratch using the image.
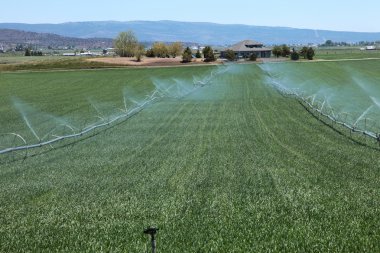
[0,29,113,50]
[1,20,380,45]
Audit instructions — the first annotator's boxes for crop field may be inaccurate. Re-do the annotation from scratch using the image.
[1,62,380,252]
[0,55,119,71]
[315,48,380,60]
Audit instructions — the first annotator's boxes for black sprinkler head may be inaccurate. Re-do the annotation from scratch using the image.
[144,226,159,236]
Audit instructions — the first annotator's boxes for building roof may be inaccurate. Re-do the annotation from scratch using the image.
[226,40,271,52]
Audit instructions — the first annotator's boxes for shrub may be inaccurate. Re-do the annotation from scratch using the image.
[195,50,202,58]
[152,42,168,58]
[281,45,291,57]
[307,47,315,60]
[225,49,236,61]
[24,48,31,56]
[272,46,282,58]
[291,51,300,61]
[146,48,155,57]
[182,47,193,63]
[168,42,183,58]
[202,46,216,62]
[300,47,308,59]
[249,53,257,61]
[134,44,145,62]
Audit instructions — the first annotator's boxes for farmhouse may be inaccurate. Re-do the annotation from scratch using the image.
[221,40,272,59]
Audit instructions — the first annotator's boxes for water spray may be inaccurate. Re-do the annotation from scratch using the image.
[260,63,380,144]
[353,105,373,127]
[0,65,230,156]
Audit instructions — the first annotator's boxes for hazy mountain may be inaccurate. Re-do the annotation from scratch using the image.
[1,21,380,45]
[0,29,113,49]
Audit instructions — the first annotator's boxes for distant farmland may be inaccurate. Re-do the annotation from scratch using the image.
[1,62,380,252]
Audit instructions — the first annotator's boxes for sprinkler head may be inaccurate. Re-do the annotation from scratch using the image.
[144,226,159,236]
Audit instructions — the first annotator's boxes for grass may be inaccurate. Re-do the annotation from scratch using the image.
[315,48,380,60]
[1,63,380,252]
[0,56,123,71]
[0,55,67,64]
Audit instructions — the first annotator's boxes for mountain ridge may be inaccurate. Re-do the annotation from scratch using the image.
[0,29,113,49]
[1,20,380,45]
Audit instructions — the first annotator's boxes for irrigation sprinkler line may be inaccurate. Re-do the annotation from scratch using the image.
[0,93,159,155]
[0,98,154,155]
[298,90,377,139]
[265,74,380,142]
[0,65,229,156]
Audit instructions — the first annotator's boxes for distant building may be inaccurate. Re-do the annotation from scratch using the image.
[366,46,376,50]
[221,40,272,59]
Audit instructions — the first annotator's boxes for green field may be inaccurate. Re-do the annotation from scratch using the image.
[0,54,119,71]
[315,48,380,60]
[1,62,380,252]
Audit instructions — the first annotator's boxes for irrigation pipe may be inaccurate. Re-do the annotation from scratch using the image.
[0,98,153,155]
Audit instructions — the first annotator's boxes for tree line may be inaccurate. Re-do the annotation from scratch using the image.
[272,45,315,60]
[24,48,43,56]
[114,30,216,63]
[290,47,315,60]
[114,30,316,63]
[319,39,380,47]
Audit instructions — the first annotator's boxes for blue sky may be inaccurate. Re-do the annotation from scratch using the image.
[1,0,379,32]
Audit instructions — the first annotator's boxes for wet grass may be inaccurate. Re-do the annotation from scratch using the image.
[0,64,380,252]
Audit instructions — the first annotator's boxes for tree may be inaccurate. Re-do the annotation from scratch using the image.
[281,45,291,57]
[324,40,334,47]
[15,44,24,52]
[306,47,315,60]
[202,46,215,62]
[290,51,300,61]
[24,48,31,56]
[182,47,193,63]
[272,46,282,58]
[195,49,202,58]
[32,50,43,56]
[134,44,145,62]
[224,49,236,61]
[300,46,308,59]
[114,31,138,57]
[249,53,257,61]
[145,48,155,57]
[152,42,168,58]
[168,42,183,58]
